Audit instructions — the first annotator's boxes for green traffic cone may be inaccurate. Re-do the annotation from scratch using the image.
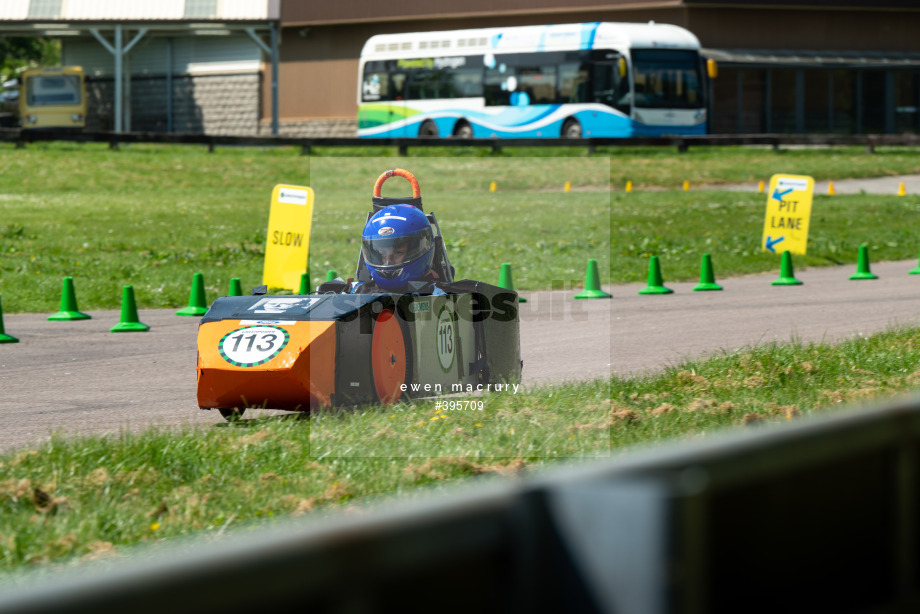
[176,272,208,316]
[498,262,527,302]
[228,277,243,297]
[693,254,723,291]
[326,270,338,282]
[574,258,612,299]
[772,250,803,286]
[48,276,91,321]
[0,295,18,343]
[849,245,878,280]
[111,286,149,332]
[638,256,673,295]
[909,248,920,275]
[299,272,310,294]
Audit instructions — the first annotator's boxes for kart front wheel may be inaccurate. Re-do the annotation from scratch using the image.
[218,407,245,421]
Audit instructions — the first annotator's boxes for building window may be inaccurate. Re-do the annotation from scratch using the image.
[769,69,797,134]
[831,69,856,134]
[861,70,887,134]
[28,0,63,19]
[894,71,919,134]
[803,69,830,133]
[184,0,219,19]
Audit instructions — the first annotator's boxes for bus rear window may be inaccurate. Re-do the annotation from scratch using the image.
[26,75,82,106]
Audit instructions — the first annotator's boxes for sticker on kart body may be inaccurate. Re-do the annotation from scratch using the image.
[219,326,290,367]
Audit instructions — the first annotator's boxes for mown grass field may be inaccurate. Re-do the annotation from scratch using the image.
[2,143,920,312]
[2,142,920,572]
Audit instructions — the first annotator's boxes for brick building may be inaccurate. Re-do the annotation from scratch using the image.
[2,0,920,136]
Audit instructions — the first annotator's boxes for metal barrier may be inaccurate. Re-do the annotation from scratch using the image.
[1,397,920,613]
[2,128,920,154]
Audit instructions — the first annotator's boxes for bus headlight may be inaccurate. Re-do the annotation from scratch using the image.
[72,114,84,122]
[26,115,37,124]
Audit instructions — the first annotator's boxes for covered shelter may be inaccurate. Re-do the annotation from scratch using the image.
[0,0,280,134]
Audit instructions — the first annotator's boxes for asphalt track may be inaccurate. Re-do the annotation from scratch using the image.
[2,175,919,453]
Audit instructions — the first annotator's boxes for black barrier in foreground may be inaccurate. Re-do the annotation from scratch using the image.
[2,127,920,154]
[1,398,920,613]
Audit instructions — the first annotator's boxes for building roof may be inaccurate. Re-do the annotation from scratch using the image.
[0,0,279,22]
[702,48,920,68]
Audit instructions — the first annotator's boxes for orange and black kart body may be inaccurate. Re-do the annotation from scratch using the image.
[196,282,522,416]
[197,168,522,418]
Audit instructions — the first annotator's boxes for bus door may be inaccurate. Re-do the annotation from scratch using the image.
[591,53,631,117]
[359,61,407,137]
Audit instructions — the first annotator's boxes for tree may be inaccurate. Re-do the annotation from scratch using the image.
[0,36,60,81]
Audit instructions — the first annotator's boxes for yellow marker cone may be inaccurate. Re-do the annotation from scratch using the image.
[489,181,497,192]
[683,180,690,191]
[758,180,764,194]
[564,181,571,192]
[898,182,906,196]
[625,180,633,193]
[827,181,835,195]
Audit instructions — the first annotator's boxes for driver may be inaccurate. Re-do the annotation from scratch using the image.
[350,203,440,294]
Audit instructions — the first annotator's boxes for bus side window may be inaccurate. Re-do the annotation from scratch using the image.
[559,63,589,103]
[390,72,407,101]
[362,71,389,101]
[484,70,512,106]
[450,68,483,98]
[593,62,629,114]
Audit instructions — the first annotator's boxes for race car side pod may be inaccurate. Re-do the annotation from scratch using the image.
[575,258,612,299]
[48,276,91,321]
[0,294,18,343]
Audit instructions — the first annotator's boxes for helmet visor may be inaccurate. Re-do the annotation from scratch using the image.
[362,226,432,269]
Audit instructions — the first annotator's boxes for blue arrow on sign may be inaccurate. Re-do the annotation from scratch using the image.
[765,235,785,253]
[772,187,794,201]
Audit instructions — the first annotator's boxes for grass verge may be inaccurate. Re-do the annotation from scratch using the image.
[2,325,919,572]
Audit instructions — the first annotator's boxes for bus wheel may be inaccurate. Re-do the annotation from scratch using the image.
[453,120,473,138]
[562,119,582,138]
[418,120,439,138]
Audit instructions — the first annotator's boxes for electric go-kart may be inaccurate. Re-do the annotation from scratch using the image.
[196,169,522,419]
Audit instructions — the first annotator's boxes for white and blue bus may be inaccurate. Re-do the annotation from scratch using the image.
[357,22,716,139]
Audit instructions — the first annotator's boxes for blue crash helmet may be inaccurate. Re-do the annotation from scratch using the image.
[361,204,435,290]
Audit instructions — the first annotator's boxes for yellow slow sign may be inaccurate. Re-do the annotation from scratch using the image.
[262,184,314,292]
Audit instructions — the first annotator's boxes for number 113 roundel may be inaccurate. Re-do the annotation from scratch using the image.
[218,326,290,367]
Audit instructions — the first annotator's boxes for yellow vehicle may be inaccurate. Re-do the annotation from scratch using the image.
[18,66,86,130]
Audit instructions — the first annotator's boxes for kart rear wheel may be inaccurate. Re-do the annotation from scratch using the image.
[218,407,245,421]
[371,308,409,404]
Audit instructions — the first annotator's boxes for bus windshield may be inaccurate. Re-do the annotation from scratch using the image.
[630,49,703,109]
[25,75,83,106]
